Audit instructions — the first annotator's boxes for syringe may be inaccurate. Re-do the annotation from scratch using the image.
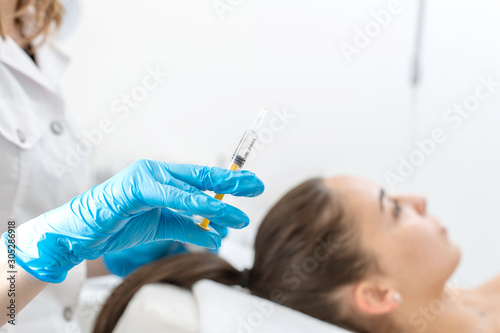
[197,102,268,231]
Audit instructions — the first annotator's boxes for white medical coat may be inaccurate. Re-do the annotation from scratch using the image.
[0,35,87,332]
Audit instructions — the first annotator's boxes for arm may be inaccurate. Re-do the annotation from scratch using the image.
[0,244,47,326]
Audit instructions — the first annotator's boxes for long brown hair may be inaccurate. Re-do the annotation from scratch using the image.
[0,0,63,46]
[94,178,379,333]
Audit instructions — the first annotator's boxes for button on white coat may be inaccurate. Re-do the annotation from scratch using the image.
[63,306,73,321]
[50,121,63,135]
[16,129,26,143]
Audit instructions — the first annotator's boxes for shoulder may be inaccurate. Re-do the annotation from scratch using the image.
[472,273,500,296]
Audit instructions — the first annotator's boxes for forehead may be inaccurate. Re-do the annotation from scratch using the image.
[323,175,382,221]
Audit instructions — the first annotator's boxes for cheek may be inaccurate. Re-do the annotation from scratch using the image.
[376,222,451,279]
[397,223,440,259]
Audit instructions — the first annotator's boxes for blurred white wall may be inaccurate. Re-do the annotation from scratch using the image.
[58,0,500,287]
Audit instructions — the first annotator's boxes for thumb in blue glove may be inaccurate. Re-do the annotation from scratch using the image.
[103,223,228,277]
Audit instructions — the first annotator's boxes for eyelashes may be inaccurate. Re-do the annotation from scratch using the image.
[393,200,401,219]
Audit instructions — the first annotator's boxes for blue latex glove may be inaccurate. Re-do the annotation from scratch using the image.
[103,222,228,277]
[4,160,264,283]
[103,240,188,277]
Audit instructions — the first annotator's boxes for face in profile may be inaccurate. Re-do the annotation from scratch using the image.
[324,176,461,310]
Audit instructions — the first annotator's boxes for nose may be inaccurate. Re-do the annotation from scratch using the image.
[397,195,427,216]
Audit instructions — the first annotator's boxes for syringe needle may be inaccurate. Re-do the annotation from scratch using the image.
[251,101,269,132]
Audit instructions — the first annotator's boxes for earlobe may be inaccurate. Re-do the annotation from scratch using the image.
[353,282,401,315]
[393,293,404,306]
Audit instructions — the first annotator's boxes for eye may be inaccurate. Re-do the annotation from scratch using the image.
[393,200,401,219]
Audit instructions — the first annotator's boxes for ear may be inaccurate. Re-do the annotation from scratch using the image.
[353,280,400,315]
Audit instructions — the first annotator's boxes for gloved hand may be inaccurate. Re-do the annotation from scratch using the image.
[103,223,228,277]
[4,160,264,283]
[103,240,188,277]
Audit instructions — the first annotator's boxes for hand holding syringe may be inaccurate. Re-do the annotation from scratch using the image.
[197,103,268,231]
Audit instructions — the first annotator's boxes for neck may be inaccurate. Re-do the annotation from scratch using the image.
[392,284,484,333]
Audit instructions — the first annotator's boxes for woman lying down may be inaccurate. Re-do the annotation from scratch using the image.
[93,176,499,333]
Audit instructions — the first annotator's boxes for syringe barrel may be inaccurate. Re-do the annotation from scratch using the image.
[230,130,257,168]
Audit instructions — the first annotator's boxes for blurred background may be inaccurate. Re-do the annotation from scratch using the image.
[56,0,500,313]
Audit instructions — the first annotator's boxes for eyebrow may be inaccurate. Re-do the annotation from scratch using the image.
[379,188,385,211]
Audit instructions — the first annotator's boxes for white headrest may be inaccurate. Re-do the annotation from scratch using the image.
[192,280,350,333]
[113,280,351,333]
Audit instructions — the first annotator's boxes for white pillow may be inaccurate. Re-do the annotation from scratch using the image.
[113,280,351,333]
[193,280,350,333]
[113,283,199,333]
